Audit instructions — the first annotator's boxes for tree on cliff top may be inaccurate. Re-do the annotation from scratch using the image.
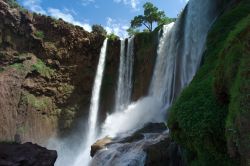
[92,24,107,36]
[128,2,173,33]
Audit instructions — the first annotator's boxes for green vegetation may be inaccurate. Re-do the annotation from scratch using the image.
[0,67,4,72]
[58,84,75,95]
[59,106,78,131]
[127,27,140,36]
[135,30,157,61]
[168,1,250,165]
[6,0,19,8]
[107,33,119,41]
[22,92,52,110]
[92,24,107,36]
[34,30,44,39]
[32,59,54,79]
[6,0,28,13]
[10,63,24,70]
[128,2,173,33]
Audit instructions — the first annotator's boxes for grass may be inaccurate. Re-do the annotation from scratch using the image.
[34,30,44,39]
[167,0,250,165]
[10,63,25,70]
[32,59,54,79]
[22,92,52,111]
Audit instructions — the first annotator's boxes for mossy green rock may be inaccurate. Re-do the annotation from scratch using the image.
[168,1,250,165]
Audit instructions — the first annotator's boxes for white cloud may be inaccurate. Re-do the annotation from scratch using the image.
[105,17,129,39]
[113,0,140,10]
[48,8,92,32]
[22,0,46,14]
[63,8,77,16]
[21,0,92,32]
[81,0,95,6]
[180,0,189,3]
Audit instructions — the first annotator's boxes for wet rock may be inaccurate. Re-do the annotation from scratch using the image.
[144,140,184,166]
[0,142,57,166]
[91,136,112,157]
[91,123,186,166]
[135,122,167,134]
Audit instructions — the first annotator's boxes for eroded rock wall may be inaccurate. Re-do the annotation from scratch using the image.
[0,0,104,143]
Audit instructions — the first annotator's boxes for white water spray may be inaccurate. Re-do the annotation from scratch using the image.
[115,37,134,112]
[73,38,108,166]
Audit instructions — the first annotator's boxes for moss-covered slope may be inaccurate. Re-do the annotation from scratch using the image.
[168,0,250,165]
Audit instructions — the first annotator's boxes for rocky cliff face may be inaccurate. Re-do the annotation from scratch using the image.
[0,0,160,147]
[132,32,158,101]
[98,34,158,123]
[99,39,120,123]
[0,0,104,144]
[0,2,175,162]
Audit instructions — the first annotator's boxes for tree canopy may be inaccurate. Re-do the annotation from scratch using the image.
[128,2,174,34]
[91,24,107,36]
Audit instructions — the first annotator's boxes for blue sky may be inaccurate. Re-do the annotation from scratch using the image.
[17,0,188,38]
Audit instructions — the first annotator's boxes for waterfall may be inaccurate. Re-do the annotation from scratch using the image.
[149,0,221,110]
[94,0,223,165]
[73,38,108,166]
[49,0,224,165]
[149,22,175,108]
[115,37,134,112]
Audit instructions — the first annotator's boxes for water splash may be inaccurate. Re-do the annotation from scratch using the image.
[102,96,164,138]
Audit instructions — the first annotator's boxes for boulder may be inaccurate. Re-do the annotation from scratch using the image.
[90,136,112,157]
[0,142,57,166]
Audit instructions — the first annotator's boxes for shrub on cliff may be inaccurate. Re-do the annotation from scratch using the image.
[34,30,45,39]
[5,0,19,8]
[22,92,53,111]
[5,0,28,13]
[32,59,54,79]
[92,24,107,36]
[107,33,119,41]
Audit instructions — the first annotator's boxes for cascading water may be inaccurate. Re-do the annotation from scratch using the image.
[115,37,134,112]
[92,0,223,165]
[149,22,175,108]
[48,0,225,165]
[73,38,108,166]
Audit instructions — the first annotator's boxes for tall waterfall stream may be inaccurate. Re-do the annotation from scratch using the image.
[48,0,224,165]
